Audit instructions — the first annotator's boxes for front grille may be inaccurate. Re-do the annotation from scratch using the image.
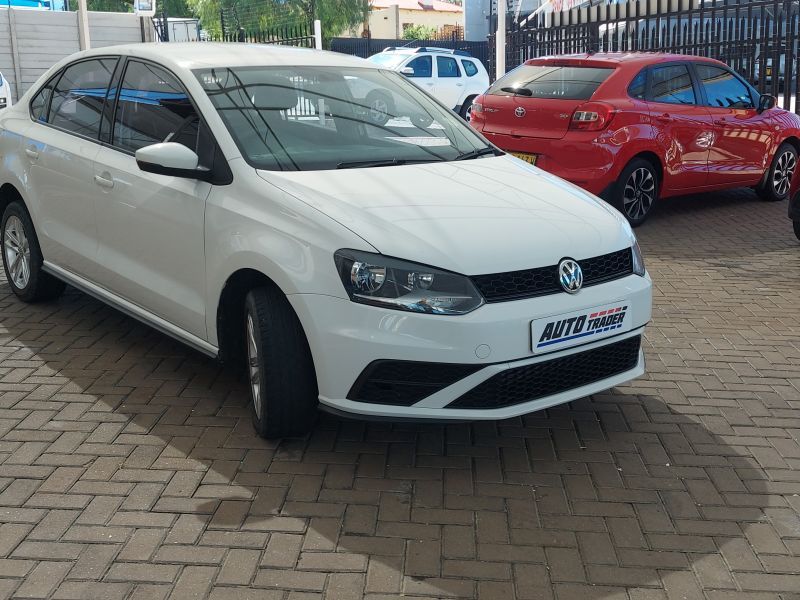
[348,360,482,406]
[471,248,633,303]
[448,335,641,409]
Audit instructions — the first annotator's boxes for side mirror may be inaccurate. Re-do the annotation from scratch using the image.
[399,66,414,76]
[135,142,209,181]
[758,93,777,113]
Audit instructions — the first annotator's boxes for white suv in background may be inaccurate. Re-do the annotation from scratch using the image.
[368,47,489,119]
[0,72,11,110]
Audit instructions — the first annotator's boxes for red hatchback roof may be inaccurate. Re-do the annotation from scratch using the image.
[524,52,726,70]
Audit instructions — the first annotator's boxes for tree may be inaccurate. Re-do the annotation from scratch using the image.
[185,0,368,40]
[402,23,436,40]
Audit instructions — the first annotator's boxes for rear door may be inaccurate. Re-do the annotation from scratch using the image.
[477,63,614,138]
[434,54,464,109]
[693,62,774,187]
[644,62,712,191]
[23,57,118,279]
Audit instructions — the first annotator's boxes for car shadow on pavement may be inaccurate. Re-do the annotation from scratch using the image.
[0,278,789,599]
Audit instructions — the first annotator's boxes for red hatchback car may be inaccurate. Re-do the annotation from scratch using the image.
[470,53,800,225]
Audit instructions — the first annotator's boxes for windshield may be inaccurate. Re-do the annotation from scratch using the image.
[367,53,411,69]
[195,66,492,171]
[488,65,614,100]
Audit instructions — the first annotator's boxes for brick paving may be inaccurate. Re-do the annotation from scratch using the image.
[1,188,799,599]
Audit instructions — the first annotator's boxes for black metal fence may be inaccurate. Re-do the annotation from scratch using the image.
[153,7,314,47]
[331,37,490,65]
[488,0,800,112]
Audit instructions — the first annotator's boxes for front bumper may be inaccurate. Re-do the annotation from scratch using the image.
[289,272,651,420]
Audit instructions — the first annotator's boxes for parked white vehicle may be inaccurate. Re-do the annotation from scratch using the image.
[367,47,490,119]
[0,44,651,437]
[0,72,11,110]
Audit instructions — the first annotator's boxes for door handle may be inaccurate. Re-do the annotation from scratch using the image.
[24,147,39,160]
[456,83,464,87]
[425,82,434,86]
[654,113,671,123]
[93,174,114,189]
[714,118,728,125]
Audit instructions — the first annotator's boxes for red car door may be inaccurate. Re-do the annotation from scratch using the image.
[644,63,713,191]
[694,63,775,187]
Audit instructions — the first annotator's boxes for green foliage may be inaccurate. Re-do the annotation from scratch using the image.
[402,24,436,40]
[185,0,368,40]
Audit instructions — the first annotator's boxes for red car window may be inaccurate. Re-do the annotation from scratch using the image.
[649,64,696,105]
[487,65,613,100]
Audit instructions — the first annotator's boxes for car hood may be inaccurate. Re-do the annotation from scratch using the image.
[257,155,633,275]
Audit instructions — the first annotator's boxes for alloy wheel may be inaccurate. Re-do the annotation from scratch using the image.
[4,216,31,290]
[772,150,796,196]
[623,167,656,221]
[246,313,262,420]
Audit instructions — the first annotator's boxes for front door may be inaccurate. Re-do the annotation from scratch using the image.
[405,55,435,97]
[23,57,118,279]
[645,63,712,191]
[694,63,775,187]
[92,59,210,338]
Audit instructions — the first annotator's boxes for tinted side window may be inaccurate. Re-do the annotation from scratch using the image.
[649,64,695,105]
[30,80,56,122]
[49,58,117,138]
[696,64,754,108]
[407,56,432,78]
[437,56,461,78]
[113,60,199,153]
[628,69,647,99]
[462,60,478,77]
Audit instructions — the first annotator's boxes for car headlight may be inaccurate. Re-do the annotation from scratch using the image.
[334,249,484,315]
[631,238,646,277]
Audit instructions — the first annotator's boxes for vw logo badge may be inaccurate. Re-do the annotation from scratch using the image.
[557,258,583,294]
[514,106,526,118]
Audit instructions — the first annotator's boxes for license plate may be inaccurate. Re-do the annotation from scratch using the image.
[531,301,632,354]
[510,152,537,165]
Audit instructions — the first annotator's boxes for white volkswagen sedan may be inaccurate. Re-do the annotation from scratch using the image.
[0,44,652,437]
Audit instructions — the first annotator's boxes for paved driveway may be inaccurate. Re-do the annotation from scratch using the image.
[1,189,799,600]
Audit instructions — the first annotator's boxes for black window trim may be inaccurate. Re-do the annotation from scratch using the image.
[28,55,121,144]
[644,61,701,107]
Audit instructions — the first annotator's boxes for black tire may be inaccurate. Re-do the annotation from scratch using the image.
[794,220,800,241]
[757,142,797,202]
[608,158,659,227]
[1,202,65,302]
[365,90,394,126]
[244,285,318,439]
[459,95,477,120]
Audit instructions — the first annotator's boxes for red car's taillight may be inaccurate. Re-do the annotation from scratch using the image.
[569,102,616,131]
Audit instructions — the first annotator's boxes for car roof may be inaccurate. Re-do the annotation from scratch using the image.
[524,52,726,69]
[63,42,372,72]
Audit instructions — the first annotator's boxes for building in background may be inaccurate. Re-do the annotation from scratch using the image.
[465,0,543,41]
[358,0,463,39]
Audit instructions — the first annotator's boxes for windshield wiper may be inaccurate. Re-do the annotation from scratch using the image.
[336,158,440,169]
[454,147,501,161]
